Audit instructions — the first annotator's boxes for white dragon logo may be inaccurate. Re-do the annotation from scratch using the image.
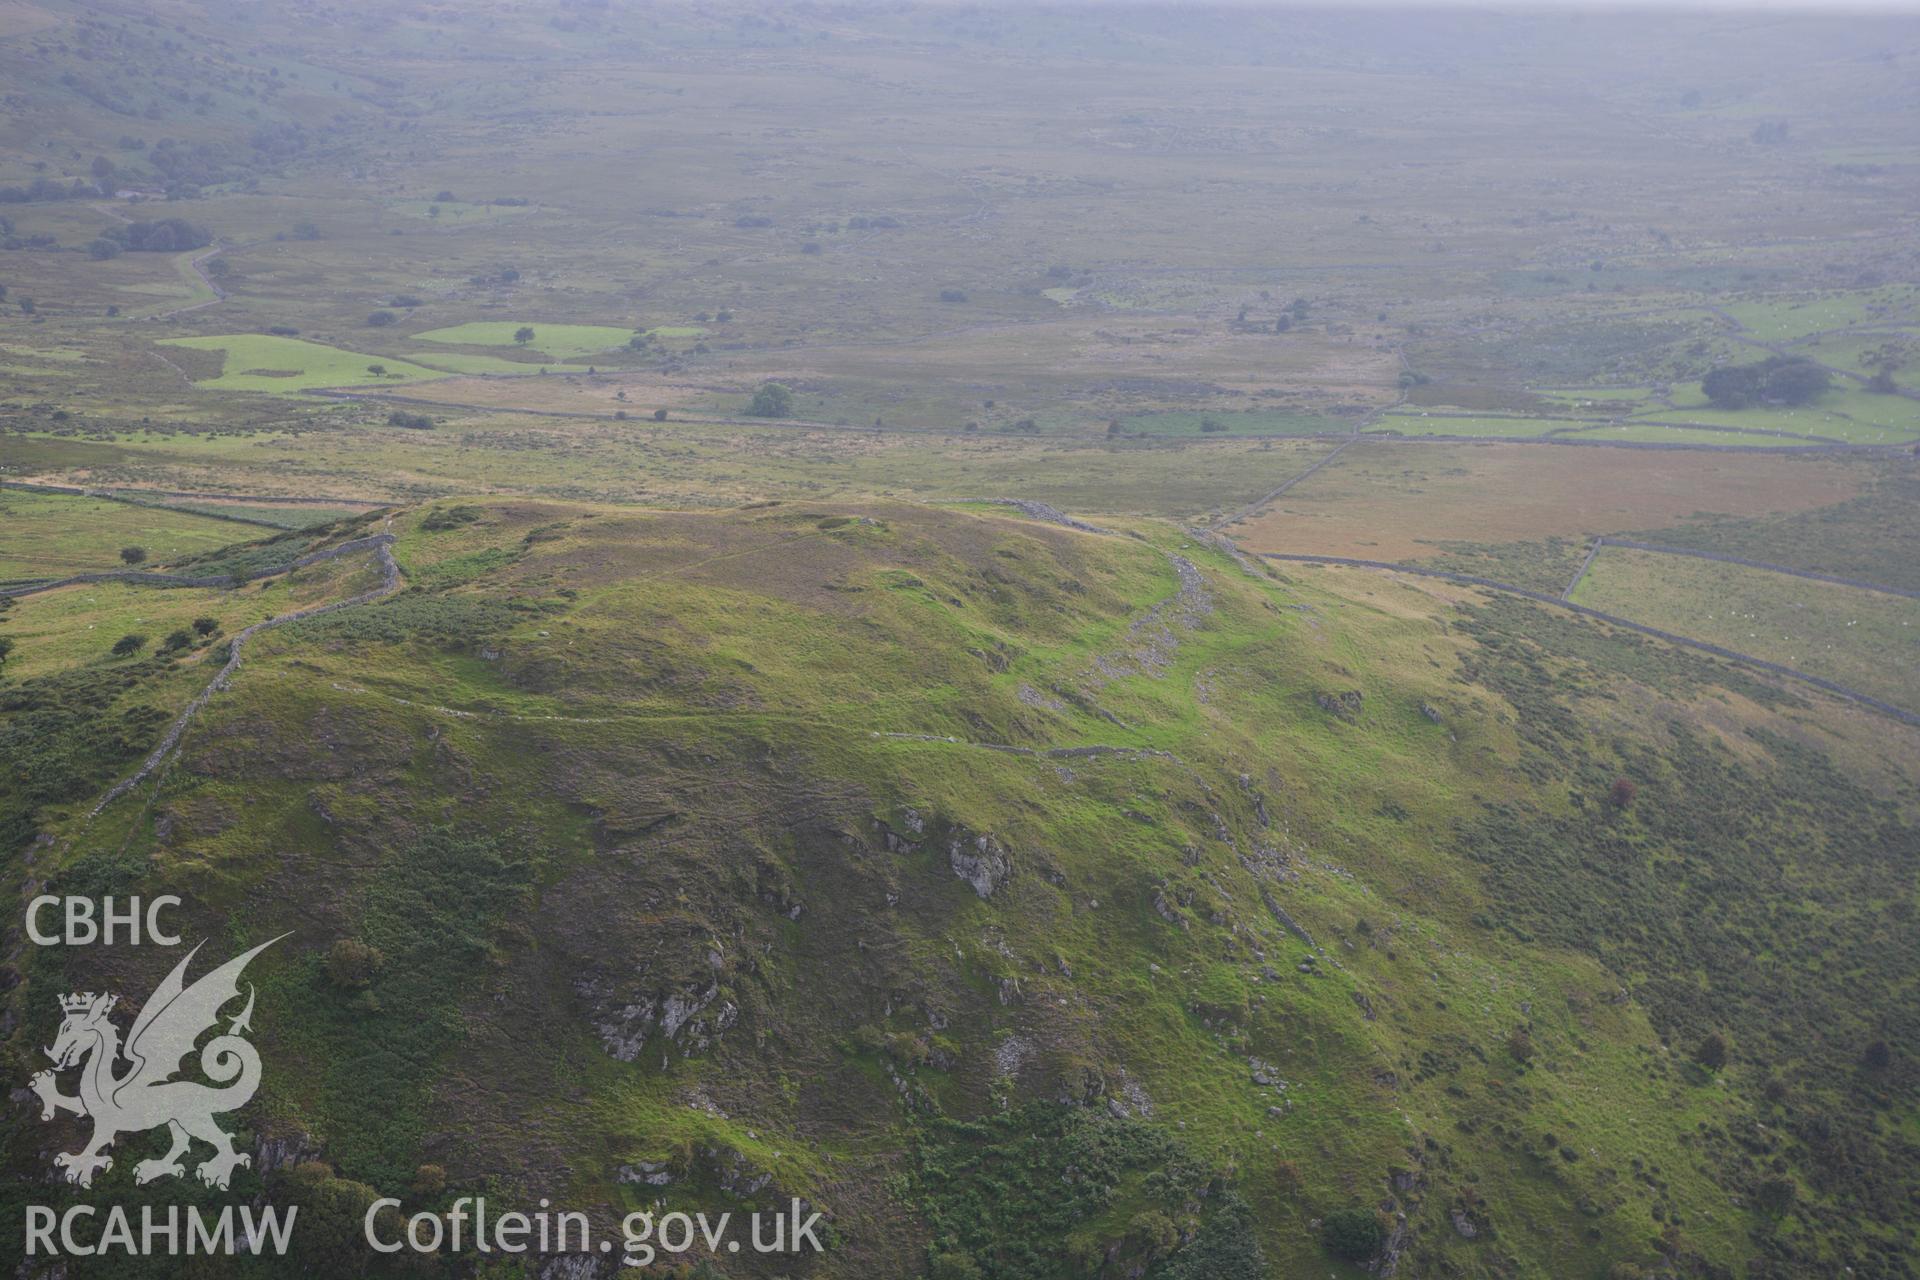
[29,936,284,1190]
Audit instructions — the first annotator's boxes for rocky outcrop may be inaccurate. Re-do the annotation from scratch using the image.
[581,978,738,1063]
[1089,555,1212,685]
[1316,689,1365,721]
[616,1160,674,1187]
[950,832,1012,898]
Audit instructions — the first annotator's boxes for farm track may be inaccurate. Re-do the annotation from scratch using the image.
[87,528,403,819]
[1263,552,1920,729]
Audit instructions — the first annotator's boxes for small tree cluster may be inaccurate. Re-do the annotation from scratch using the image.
[746,382,793,418]
[94,218,212,253]
[1702,356,1830,409]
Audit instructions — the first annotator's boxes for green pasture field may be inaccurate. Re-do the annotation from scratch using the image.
[403,351,547,375]
[0,548,379,682]
[1368,412,1583,438]
[0,490,251,579]
[1571,545,1920,712]
[1784,328,1920,377]
[1531,386,1659,411]
[155,500,368,528]
[409,321,638,359]
[1644,383,1920,444]
[1118,409,1348,437]
[1717,284,1920,344]
[157,334,451,394]
[1554,422,1828,445]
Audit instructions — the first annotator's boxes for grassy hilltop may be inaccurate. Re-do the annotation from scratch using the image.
[4,499,1914,1278]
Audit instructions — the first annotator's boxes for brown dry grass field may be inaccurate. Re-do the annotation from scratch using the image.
[1228,440,1872,561]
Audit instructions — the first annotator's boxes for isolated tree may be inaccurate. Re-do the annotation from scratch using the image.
[112,218,211,252]
[1506,1028,1535,1063]
[1694,1032,1729,1072]
[1608,777,1637,809]
[192,616,219,636]
[653,408,669,421]
[159,628,193,653]
[1862,1039,1892,1070]
[119,545,147,565]
[367,364,387,377]
[746,382,793,418]
[111,633,148,657]
[514,326,535,345]
[0,635,13,672]
[366,310,397,327]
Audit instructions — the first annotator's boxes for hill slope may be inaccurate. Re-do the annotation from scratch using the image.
[3,499,1916,1279]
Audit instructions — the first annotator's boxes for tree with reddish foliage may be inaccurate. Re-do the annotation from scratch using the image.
[1608,777,1637,810]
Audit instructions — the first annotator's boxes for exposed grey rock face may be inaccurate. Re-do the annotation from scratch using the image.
[708,1146,774,1197]
[591,995,656,1063]
[582,977,736,1063]
[1372,1209,1411,1276]
[617,1160,674,1187]
[254,1132,319,1174]
[949,832,1012,898]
